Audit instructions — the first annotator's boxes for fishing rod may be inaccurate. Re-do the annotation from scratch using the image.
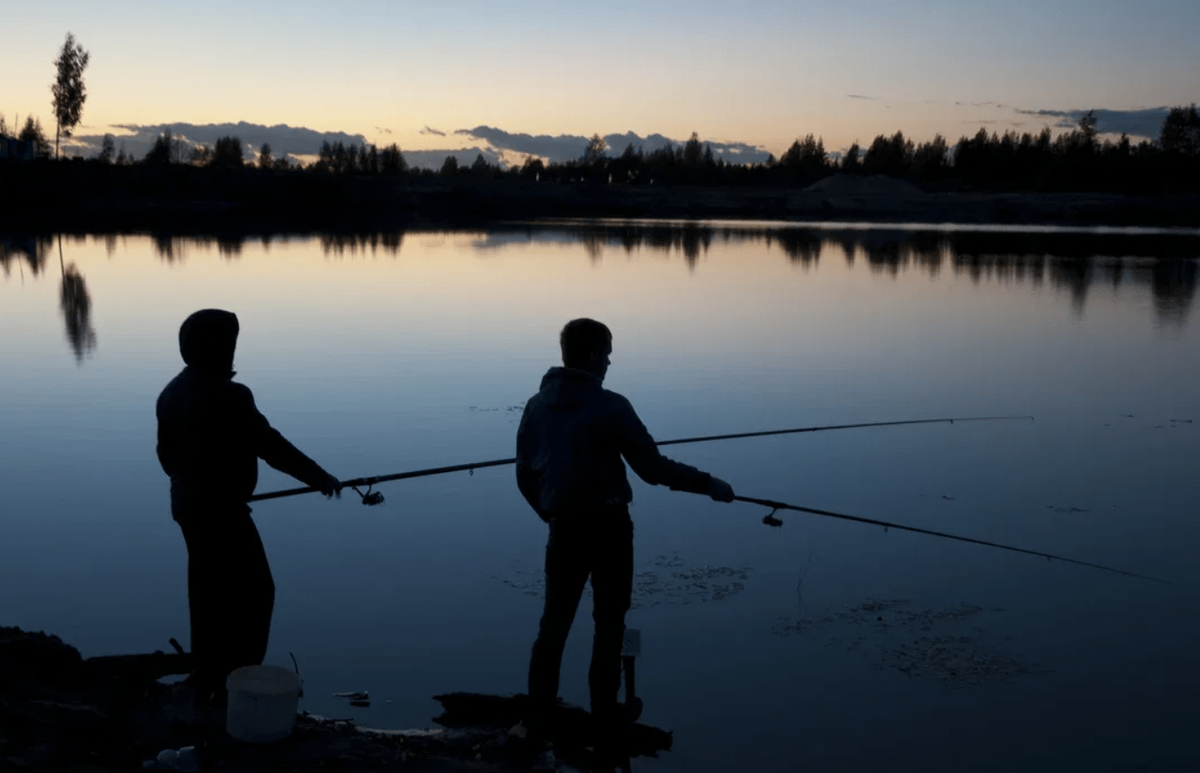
[739,495,1170,585]
[249,415,1032,503]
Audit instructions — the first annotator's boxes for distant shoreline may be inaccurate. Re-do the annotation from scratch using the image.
[2,162,1198,232]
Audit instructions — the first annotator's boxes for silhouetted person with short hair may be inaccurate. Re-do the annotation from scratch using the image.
[516,318,734,757]
[156,309,342,708]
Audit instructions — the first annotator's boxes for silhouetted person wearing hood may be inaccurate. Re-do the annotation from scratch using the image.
[516,318,734,756]
[156,309,342,707]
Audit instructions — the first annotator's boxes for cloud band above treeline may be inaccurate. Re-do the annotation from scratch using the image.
[68,122,371,161]
[454,126,774,165]
[1013,107,1173,139]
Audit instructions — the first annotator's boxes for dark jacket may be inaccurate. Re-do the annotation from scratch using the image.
[156,309,328,515]
[515,367,711,518]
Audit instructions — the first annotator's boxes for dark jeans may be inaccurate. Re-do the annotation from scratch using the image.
[528,505,633,721]
[175,505,275,696]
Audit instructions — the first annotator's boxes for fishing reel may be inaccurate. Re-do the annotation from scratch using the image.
[351,482,385,507]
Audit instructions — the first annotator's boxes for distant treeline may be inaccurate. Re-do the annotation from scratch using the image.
[5,106,1198,194]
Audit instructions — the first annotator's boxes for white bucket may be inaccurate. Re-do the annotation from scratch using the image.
[225,665,301,742]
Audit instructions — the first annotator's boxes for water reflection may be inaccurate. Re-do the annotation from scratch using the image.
[1151,259,1199,327]
[6,225,1198,330]
[59,262,97,362]
[508,223,1199,326]
[0,235,49,277]
[58,237,97,363]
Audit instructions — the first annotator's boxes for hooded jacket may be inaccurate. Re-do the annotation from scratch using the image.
[156,309,329,515]
[515,367,711,518]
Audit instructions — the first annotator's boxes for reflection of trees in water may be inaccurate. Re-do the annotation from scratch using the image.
[1150,259,1198,327]
[217,236,243,259]
[770,230,821,268]
[121,227,1198,327]
[544,224,1197,325]
[1047,258,1092,314]
[0,236,51,277]
[952,253,1048,287]
[148,232,408,260]
[319,231,404,257]
[59,262,97,363]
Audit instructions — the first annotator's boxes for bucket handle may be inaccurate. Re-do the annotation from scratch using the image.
[289,652,304,699]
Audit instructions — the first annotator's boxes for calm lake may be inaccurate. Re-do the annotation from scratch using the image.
[2,222,1198,771]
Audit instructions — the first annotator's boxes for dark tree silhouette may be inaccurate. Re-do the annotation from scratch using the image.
[841,143,861,172]
[863,131,913,176]
[98,133,115,163]
[1160,104,1200,156]
[210,136,244,168]
[583,134,608,166]
[258,143,273,169]
[145,130,173,164]
[18,116,50,156]
[683,132,703,167]
[780,134,827,181]
[440,155,459,175]
[912,134,948,176]
[380,143,406,175]
[51,33,90,159]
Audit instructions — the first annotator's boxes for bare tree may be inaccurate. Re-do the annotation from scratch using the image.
[51,33,90,159]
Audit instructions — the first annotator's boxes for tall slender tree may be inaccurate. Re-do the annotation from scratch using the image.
[51,33,90,159]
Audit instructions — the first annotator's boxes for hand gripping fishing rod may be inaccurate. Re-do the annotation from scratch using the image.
[248,415,1032,504]
[741,495,1170,585]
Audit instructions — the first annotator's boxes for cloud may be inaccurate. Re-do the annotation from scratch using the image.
[67,121,368,160]
[1014,106,1171,139]
[375,127,393,135]
[420,126,447,136]
[454,126,773,165]
[847,94,876,101]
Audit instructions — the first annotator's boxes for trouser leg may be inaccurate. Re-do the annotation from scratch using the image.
[179,514,222,695]
[528,520,589,717]
[177,507,275,696]
[588,514,633,721]
[222,510,275,674]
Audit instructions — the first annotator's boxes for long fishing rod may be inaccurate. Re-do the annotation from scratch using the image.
[738,494,1170,585]
[249,415,1031,503]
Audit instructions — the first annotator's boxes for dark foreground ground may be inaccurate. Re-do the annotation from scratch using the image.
[3,161,1199,232]
[0,627,670,772]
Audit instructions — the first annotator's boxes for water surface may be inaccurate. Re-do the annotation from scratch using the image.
[1,224,1197,771]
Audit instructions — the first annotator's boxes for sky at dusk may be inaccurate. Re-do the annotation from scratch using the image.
[3,0,1198,166]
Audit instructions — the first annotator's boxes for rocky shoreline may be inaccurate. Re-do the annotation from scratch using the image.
[0,626,667,772]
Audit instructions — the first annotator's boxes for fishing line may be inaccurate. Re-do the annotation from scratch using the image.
[736,494,1170,585]
[249,415,1032,503]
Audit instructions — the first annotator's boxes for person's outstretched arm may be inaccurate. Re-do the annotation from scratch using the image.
[616,396,734,501]
[235,384,342,498]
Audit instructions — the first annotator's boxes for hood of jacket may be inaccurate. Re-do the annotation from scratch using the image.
[537,366,603,408]
[179,308,239,379]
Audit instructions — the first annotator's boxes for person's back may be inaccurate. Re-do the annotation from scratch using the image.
[516,318,733,761]
[518,366,713,517]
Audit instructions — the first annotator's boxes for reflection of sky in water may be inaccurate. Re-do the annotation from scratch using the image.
[1,227,1198,771]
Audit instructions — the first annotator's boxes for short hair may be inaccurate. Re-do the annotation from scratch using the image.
[560,318,612,367]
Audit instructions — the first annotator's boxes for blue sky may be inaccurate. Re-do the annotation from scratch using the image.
[2,0,1197,164]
